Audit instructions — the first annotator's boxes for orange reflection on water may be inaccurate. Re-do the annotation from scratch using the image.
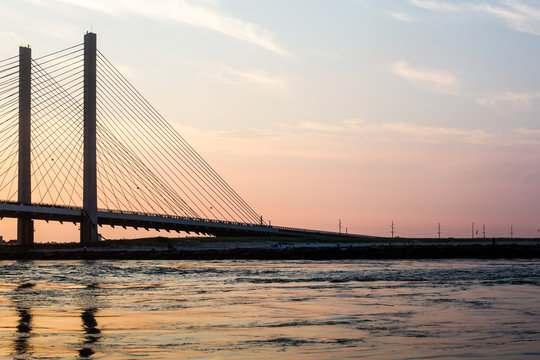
[0,260,538,359]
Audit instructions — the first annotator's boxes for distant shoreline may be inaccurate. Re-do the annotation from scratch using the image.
[1,242,539,260]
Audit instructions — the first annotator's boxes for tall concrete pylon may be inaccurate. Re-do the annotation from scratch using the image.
[17,46,33,246]
[81,32,98,244]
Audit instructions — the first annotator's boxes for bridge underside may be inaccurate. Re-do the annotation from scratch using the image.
[0,202,367,240]
[0,202,275,237]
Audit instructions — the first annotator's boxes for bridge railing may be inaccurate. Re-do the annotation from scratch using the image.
[101,208,367,237]
[0,200,83,212]
[99,208,270,229]
[0,201,366,237]
[271,225,367,238]
[0,200,269,229]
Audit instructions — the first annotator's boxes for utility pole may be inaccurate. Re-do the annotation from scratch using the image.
[388,220,394,246]
[438,223,441,239]
[482,224,486,239]
[510,225,513,240]
[472,222,474,239]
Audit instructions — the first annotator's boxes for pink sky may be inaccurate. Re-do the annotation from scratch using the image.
[1,1,539,241]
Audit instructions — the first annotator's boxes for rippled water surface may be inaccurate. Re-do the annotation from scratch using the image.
[0,259,539,359]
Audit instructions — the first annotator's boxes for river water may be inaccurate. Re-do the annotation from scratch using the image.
[0,259,538,359]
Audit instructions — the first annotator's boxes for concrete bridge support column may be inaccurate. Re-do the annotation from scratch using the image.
[81,32,98,244]
[17,46,33,246]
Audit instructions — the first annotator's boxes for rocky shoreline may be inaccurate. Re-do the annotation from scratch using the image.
[1,243,539,260]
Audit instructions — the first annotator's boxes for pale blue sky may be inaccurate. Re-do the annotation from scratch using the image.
[1,0,539,238]
[2,1,539,130]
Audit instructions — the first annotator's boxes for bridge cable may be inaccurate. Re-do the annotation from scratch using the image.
[97,123,182,215]
[30,56,84,206]
[96,68,221,218]
[96,104,198,216]
[30,81,83,206]
[0,54,18,64]
[96,58,247,222]
[97,51,262,223]
[95,70,207,217]
[34,43,83,60]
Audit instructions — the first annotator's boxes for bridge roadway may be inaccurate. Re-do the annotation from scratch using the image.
[0,201,367,239]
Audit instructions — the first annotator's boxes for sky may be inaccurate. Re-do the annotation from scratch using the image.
[0,0,539,240]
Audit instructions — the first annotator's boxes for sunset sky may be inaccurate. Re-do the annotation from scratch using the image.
[1,0,539,240]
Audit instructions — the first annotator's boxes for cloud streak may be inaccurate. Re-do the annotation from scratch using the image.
[472,1,540,36]
[50,0,291,57]
[174,119,540,165]
[204,66,290,94]
[389,12,416,22]
[411,0,540,36]
[389,60,458,94]
[182,118,540,146]
[297,119,497,145]
[477,91,540,110]
[410,0,460,12]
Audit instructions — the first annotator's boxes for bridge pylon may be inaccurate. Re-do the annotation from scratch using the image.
[81,32,98,244]
[17,46,33,246]
[1,32,329,243]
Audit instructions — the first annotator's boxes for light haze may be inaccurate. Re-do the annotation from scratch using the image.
[1,0,539,240]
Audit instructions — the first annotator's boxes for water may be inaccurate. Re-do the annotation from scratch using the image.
[0,259,539,359]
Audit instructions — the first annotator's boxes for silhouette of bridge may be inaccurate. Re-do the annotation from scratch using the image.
[0,33,364,245]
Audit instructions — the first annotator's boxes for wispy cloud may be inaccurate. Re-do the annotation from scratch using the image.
[299,121,345,132]
[176,119,540,161]
[513,127,540,136]
[204,66,290,94]
[49,0,291,57]
[187,118,515,145]
[411,0,540,36]
[389,60,458,94]
[472,1,540,36]
[410,0,460,11]
[477,91,540,110]
[300,119,495,144]
[302,119,540,146]
[389,12,416,22]
[0,2,79,42]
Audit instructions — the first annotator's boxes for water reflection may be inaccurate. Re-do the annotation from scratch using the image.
[13,283,35,358]
[79,307,100,357]
[79,284,101,358]
[14,306,33,356]
[8,277,104,358]
[1,260,538,359]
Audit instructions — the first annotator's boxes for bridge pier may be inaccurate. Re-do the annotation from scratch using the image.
[81,32,98,244]
[17,46,33,246]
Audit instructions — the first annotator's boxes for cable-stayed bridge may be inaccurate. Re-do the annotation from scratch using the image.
[0,33,363,245]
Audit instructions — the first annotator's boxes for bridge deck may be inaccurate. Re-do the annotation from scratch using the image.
[0,201,366,239]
